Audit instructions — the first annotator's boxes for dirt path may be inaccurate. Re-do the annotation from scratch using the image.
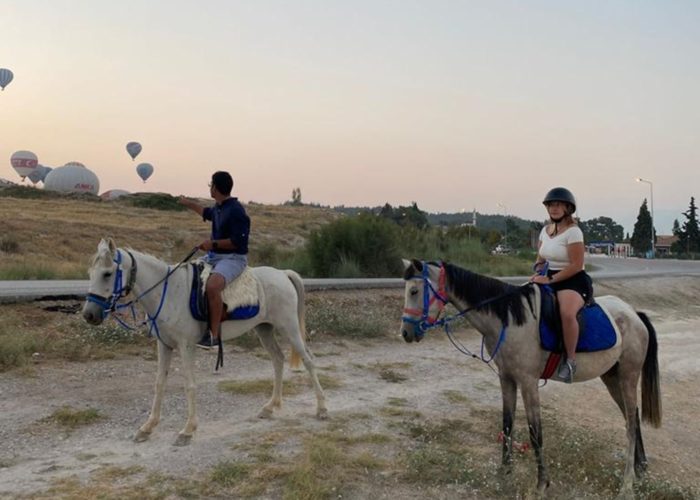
[0,278,699,498]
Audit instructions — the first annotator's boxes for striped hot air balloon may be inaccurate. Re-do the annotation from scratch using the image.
[10,150,39,179]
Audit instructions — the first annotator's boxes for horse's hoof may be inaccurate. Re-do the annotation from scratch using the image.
[537,479,550,493]
[258,408,273,419]
[316,408,329,420]
[615,489,635,500]
[635,462,648,478]
[134,430,151,443]
[174,434,192,446]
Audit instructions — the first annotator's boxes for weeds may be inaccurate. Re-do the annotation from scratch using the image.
[42,406,104,429]
[218,374,342,397]
[306,292,400,339]
[0,236,19,253]
[211,460,250,487]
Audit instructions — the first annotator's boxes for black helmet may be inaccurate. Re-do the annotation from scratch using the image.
[543,187,576,213]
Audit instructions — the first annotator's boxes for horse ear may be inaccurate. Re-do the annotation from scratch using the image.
[411,259,423,272]
[402,259,412,271]
[106,237,116,254]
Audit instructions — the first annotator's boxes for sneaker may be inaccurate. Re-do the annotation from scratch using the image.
[558,359,577,384]
[196,331,213,350]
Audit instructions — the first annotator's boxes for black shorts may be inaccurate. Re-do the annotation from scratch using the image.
[547,270,593,303]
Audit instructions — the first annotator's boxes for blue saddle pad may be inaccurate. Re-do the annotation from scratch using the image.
[540,302,617,353]
[189,263,259,322]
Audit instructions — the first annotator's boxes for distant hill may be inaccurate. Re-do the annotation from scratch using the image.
[331,205,540,232]
[0,187,340,278]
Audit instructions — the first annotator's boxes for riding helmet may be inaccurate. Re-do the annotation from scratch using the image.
[542,187,576,213]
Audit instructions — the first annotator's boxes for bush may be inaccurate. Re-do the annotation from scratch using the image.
[0,185,100,202]
[248,241,313,276]
[0,237,20,253]
[120,192,186,211]
[397,226,533,277]
[307,213,402,278]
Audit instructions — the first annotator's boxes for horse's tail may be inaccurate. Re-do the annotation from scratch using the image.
[285,270,306,370]
[637,311,662,428]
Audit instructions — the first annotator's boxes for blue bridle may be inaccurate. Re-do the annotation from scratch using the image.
[402,261,528,365]
[85,249,171,341]
[85,250,137,316]
[401,262,449,340]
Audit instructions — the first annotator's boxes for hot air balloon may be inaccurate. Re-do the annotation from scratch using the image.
[26,168,43,184]
[136,163,154,182]
[10,150,39,179]
[0,68,13,91]
[126,142,142,160]
[37,165,53,182]
[100,189,130,201]
[44,162,100,195]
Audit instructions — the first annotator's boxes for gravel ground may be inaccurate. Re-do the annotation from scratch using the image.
[0,278,699,498]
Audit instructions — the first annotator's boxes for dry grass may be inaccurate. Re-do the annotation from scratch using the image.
[0,196,339,279]
[217,373,342,397]
[24,391,698,500]
[38,405,104,431]
[0,301,152,371]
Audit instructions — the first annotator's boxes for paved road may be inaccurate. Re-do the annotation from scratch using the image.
[1,256,699,304]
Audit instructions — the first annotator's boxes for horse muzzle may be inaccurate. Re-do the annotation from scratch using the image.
[82,302,105,325]
[400,321,424,343]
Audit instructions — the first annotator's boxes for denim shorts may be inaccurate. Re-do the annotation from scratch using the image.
[204,252,248,284]
[547,270,593,303]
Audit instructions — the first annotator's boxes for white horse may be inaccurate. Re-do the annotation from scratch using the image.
[82,238,327,446]
[400,259,661,497]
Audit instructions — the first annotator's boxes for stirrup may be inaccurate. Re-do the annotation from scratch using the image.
[558,359,576,384]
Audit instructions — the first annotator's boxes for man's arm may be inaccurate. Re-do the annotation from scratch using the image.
[178,196,205,217]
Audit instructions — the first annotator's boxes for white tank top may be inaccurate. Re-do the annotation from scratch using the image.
[539,225,584,271]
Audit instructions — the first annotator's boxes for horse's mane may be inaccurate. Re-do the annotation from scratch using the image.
[125,248,168,266]
[443,262,534,326]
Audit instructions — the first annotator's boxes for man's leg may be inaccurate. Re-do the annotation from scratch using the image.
[206,273,226,340]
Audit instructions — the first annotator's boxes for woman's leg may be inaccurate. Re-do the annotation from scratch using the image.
[557,290,584,361]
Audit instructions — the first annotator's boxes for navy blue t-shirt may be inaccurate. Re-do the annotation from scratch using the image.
[202,197,250,255]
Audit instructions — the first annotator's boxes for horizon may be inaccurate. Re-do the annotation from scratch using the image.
[2,1,698,235]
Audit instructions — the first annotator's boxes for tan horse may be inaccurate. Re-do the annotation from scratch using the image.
[82,238,328,446]
[400,259,661,497]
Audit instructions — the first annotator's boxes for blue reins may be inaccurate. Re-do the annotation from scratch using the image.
[86,247,198,344]
[403,261,533,367]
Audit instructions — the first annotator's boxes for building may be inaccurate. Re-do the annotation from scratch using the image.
[655,235,679,256]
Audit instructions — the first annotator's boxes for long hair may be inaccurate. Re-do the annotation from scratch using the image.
[548,203,577,236]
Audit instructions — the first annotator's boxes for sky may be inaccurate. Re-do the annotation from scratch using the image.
[1,0,698,234]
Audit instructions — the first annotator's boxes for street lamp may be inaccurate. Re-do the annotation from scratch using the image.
[497,202,508,249]
[635,177,655,258]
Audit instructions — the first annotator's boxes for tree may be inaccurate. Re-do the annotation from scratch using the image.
[631,199,653,255]
[580,216,624,242]
[290,187,302,206]
[672,197,700,255]
[378,202,429,228]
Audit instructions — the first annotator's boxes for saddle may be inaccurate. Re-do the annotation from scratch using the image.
[189,261,260,322]
[538,285,618,353]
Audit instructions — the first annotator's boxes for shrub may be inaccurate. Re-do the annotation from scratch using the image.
[0,237,20,253]
[307,213,402,278]
[120,192,186,211]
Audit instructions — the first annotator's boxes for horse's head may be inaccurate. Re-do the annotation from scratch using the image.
[82,238,133,325]
[400,258,448,343]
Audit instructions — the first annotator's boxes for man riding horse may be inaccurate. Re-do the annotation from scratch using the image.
[179,171,251,348]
